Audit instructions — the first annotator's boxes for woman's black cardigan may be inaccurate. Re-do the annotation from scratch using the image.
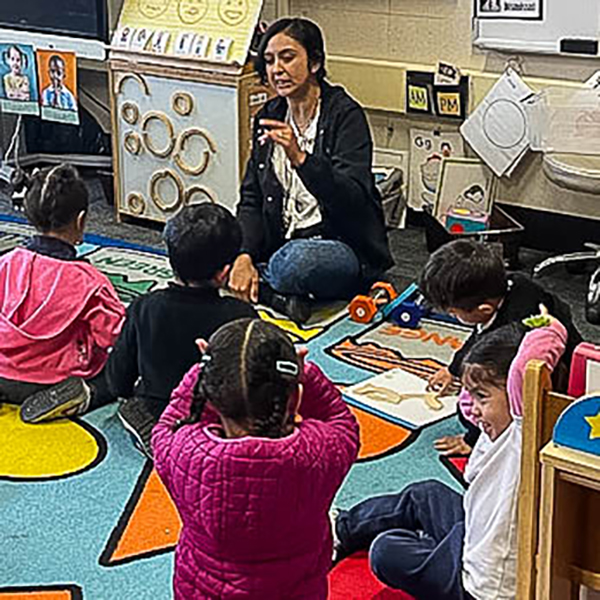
[237,80,393,282]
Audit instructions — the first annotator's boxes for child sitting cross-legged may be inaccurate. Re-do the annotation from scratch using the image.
[152,318,360,600]
[419,239,581,455]
[106,203,258,457]
[333,313,567,600]
[0,164,125,422]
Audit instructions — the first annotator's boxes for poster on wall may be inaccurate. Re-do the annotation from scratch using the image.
[408,129,465,212]
[36,49,79,125]
[0,43,40,116]
[475,0,543,20]
[433,158,496,226]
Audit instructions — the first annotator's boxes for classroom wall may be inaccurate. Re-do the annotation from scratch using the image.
[288,0,600,224]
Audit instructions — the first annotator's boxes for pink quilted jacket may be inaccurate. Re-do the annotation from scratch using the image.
[0,248,125,383]
[152,361,360,600]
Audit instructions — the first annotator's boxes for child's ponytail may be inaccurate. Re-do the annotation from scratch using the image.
[173,354,211,432]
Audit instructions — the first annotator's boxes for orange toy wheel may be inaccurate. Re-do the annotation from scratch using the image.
[349,295,379,323]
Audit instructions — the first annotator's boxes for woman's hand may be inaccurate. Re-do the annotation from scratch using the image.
[259,119,307,168]
[229,253,260,303]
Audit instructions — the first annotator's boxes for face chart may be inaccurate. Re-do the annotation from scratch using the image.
[217,0,249,27]
[138,0,171,19]
[177,0,209,24]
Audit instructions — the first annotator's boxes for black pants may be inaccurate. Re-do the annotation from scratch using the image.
[0,368,114,411]
[336,480,475,600]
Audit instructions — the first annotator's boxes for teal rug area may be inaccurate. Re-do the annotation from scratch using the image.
[0,216,468,599]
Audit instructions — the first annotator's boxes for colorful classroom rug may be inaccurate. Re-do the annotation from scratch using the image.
[0,216,469,599]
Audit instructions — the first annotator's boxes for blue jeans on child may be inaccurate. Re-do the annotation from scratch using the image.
[336,480,474,600]
[262,239,361,299]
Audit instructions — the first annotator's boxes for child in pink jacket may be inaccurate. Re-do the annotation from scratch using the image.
[152,318,360,599]
[0,164,125,422]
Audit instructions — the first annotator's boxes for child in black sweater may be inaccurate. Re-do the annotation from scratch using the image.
[106,204,257,457]
[419,239,581,454]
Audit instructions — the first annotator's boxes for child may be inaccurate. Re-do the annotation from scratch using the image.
[0,164,125,422]
[41,54,76,111]
[106,203,258,457]
[333,316,567,600]
[420,239,581,454]
[152,318,360,599]
[3,45,30,101]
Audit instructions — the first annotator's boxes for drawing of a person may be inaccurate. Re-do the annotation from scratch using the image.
[41,55,76,111]
[480,0,501,12]
[3,45,31,101]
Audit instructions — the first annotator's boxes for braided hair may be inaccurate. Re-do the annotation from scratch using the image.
[24,164,88,234]
[174,318,300,438]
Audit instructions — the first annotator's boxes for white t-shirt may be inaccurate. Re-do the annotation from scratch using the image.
[272,103,322,238]
[462,420,521,600]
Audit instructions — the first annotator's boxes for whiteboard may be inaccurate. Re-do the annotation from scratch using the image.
[474,0,600,56]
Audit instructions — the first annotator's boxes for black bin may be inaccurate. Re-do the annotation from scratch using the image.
[423,204,524,269]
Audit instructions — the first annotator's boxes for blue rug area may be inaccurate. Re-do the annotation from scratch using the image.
[0,218,468,599]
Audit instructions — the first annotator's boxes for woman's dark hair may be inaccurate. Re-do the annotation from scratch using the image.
[419,239,508,311]
[175,318,300,438]
[255,18,327,85]
[462,322,527,388]
[163,203,242,284]
[24,164,88,233]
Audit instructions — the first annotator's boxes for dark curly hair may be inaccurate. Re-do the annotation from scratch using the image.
[174,318,301,438]
[24,164,88,233]
[419,239,508,311]
[163,203,242,284]
[255,17,327,86]
[462,322,527,389]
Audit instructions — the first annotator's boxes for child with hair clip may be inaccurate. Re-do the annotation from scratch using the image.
[333,310,566,600]
[0,164,125,423]
[152,318,360,600]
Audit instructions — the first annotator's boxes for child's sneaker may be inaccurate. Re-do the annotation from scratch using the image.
[20,378,90,423]
[118,397,156,459]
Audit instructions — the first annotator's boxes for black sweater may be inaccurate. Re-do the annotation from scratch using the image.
[106,284,257,413]
[449,272,582,377]
[238,80,393,282]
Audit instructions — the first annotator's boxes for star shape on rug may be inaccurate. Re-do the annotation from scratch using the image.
[584,410,600,440]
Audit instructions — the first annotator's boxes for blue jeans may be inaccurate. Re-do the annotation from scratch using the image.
[336,480,473,600]
[262,239,361,300]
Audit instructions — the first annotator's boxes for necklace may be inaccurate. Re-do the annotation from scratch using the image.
[291,92,321,135]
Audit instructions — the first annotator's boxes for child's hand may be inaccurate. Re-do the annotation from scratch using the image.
[434,434,472,456]
[427,367,454,395]
[195,338,209,355]
[522,303,555,329]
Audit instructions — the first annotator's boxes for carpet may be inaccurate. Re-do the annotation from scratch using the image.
[0,217,468,599]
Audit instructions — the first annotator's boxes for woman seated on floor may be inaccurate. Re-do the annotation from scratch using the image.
[229,17,393,324]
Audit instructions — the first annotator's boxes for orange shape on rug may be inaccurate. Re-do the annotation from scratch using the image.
[110,468,181,563]
[328,551,414,599]
[0,591,73,599]
[350,406,412,461]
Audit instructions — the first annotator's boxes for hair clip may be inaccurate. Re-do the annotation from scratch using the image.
[276,360,299,376]
[200,353,212,366]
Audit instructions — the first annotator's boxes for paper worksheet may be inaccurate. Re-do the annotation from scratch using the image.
[460,68,534,177]
[344,368,458,428]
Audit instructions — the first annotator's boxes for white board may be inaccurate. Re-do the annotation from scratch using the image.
[474,0,600,56]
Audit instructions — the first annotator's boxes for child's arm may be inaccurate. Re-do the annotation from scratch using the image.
[507,319,567,417]
[299,361,360,464]
[104,305,138,399]
[151,364,220,459]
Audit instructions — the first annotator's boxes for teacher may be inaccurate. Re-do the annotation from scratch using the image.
[230,17,393,323]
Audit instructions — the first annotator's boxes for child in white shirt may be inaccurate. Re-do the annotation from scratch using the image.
[334,316,567,600]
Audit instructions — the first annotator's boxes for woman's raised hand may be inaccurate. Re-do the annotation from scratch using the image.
[259,119,307,168]
[229,253,260,304]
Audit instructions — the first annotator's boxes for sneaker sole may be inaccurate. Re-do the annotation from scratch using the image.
[20,378,87,423]
[117,406,154,460]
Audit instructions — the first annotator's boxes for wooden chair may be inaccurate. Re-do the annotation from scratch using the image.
[516,359,575,600]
